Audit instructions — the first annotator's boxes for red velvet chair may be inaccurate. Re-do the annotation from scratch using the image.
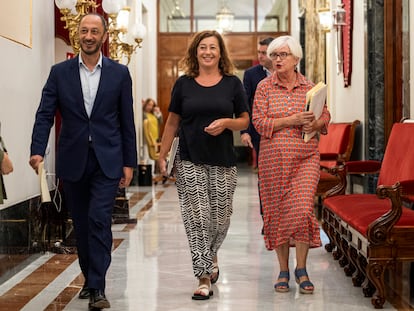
[319,120,361,169]
[322,122,414,308]
[315,121,360,217]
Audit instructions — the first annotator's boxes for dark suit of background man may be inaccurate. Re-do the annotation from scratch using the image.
[241,37,274,233]
[241,37,274,160]
[29,13,137,310]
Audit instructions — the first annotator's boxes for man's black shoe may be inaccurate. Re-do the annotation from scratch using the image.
[78,286,90,299]
[89,289,111,309]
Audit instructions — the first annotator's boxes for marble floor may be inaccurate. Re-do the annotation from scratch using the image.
[0,166,407,310]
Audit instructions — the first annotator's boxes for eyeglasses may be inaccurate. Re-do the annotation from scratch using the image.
[269,52,292,60]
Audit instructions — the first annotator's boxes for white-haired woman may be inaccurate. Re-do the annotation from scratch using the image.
[252,35,331,294]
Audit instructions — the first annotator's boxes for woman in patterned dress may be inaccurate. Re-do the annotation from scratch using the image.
[158,30,249,300]
[252,36,330,294]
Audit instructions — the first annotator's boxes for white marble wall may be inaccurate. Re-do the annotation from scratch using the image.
[0,0,55,209]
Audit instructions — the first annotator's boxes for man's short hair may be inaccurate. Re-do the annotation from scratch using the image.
[259,37,274,46]
[79,13,108,33]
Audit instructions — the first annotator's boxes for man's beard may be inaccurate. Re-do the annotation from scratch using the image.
[81,40,102,55]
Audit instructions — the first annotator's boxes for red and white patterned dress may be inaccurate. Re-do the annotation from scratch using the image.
[252,72,330,250]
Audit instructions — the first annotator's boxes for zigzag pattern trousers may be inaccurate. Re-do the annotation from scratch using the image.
[176,159,237,278]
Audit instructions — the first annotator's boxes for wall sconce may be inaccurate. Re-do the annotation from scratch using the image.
[333,3,346,73]
[55,0,146,65]
[102,0,146,64]
[318,7,331,32]
[216,0,234,33]
[333,4,347,28]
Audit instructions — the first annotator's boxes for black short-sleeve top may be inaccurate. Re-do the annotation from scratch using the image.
[169,74,249,167]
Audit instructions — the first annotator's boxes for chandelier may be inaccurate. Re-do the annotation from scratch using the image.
[216,0,234,33]
[55,0,146,64]
[168,0,186,19]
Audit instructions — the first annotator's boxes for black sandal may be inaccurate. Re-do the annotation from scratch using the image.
[210,263,219,284]
[192,281,213,300]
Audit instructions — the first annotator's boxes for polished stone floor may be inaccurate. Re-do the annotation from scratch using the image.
[0,166,404,310]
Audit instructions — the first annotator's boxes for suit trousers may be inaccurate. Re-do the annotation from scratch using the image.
[63,144,119,290]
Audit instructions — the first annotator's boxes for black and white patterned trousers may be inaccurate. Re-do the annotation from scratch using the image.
[176,159,237,278]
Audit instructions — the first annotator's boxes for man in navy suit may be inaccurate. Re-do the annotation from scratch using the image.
[241,37,273,233]
[241,37,274,159]
[29,13,137,309]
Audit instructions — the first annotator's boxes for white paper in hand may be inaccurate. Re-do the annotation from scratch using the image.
[166,137,179,176]
[39,161,51,203]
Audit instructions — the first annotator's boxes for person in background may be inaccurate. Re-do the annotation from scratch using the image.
[241,37,274,167]
[241,37,274,235]
[252,35,330,295]
[157,30,249,300]
[142,98,164,175]
[142,98,163,143]
[29,13,137,310]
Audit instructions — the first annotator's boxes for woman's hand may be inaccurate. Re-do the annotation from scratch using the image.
[204,119,227,136]
[302,118,323,134]
[291,111,315,126]
[153,106,163,119]
[1,152,13,175]
[158,157,168,176]
[302,121,315,134]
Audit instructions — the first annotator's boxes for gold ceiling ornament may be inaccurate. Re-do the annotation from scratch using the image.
[55,0,146,64]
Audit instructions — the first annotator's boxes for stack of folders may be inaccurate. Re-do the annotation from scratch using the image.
[303,81,327,142]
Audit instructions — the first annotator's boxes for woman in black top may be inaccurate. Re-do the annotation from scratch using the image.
[158,30,249,300]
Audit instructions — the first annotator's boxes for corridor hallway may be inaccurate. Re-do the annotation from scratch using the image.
[0,166,400,310]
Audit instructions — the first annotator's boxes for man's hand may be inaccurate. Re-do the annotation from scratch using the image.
[240,133,253,148]
[29,155,44,174]
[119,167,133,188]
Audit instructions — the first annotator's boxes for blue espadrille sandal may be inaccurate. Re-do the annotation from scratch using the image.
[295,268,314,294]
[274,271,290,293]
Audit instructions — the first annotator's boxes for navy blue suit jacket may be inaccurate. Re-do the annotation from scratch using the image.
[242,64,268,149]
[31,56,137,182]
